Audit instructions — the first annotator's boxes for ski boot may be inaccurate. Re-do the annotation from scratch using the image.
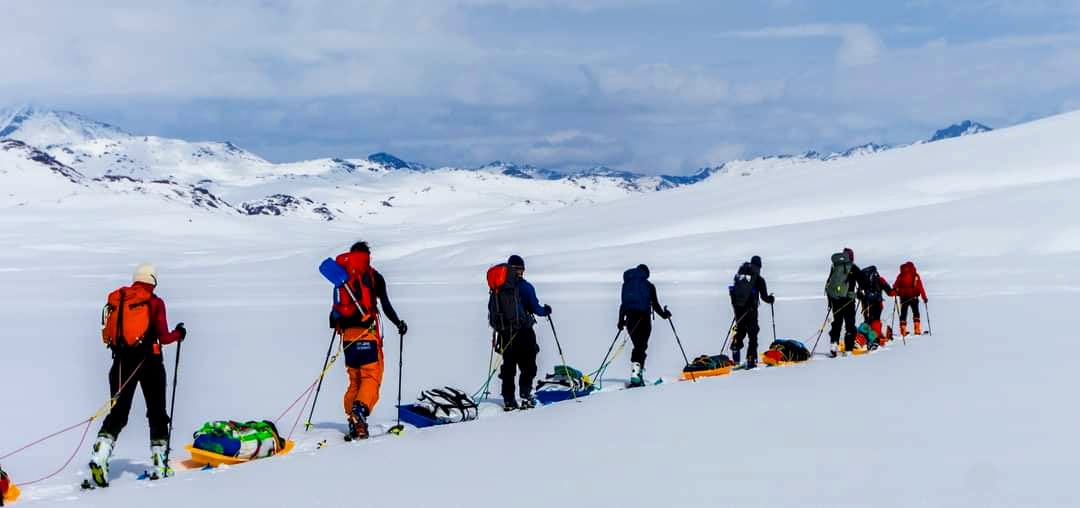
[899,321,909,337]
[503,399,518,412]
[519,395,537,410]
[345,402,370,441]
[148,440,171,480]
[745,357,757,370]
[629,362,646,387]
[914,319,922,336]
[88,434,115,488]
[828,343,838,358]
[732,350,741,365]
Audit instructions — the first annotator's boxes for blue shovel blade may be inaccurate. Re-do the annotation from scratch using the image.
[319,257,349,287]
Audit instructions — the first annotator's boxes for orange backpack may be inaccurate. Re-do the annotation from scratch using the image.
[333,252,377,322]
[101,285,154,347]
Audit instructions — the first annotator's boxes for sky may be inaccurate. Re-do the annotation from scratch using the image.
[2,0,1080,173]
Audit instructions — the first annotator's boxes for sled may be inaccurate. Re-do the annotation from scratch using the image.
[3,483,20,503]
[535,386,597,405]
[183,439,295,468]
[680,365,733,380]
[397,404,452,429]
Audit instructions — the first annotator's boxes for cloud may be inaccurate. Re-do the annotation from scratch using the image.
[719,23,884,66]
[519,130,632,168]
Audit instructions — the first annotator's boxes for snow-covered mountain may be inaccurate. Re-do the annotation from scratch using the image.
[0,106,996,223]
[927,119,993,142]
[1,108,1076,508]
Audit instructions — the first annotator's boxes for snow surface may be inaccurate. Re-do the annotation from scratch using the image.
[2,110,1079,507]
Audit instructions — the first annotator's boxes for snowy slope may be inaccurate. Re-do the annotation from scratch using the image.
[1,111,1077,507]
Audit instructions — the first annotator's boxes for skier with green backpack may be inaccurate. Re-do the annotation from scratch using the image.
[824,248,872,357]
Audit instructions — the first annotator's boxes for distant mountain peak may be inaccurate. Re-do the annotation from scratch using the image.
[928,120,992,143]
[0,106,130,147]
[367,152,413,170]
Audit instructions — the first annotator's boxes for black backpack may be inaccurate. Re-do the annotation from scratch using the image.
[415,387,479,424]
[860,265,883,303]
[768,339,810,362]
[487,264,527,333]
[621,267,651,313]
[729,262,759,308]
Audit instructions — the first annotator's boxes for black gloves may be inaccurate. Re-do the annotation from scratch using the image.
[328,313,338,330]
[397,320,408,337]
[617,318,625,331]
[542,304,552,315]
[659,306,673,320]
[175,322,187,341]
[763,294,776,305]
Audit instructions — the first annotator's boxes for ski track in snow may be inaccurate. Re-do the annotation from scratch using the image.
[2,112,1080,506]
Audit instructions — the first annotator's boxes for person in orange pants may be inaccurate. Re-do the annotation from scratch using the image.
[893,261,928,336]
[330,241,407,441]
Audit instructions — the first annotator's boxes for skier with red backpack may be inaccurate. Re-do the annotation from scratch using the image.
[89,263,186,487]
[728,256,775,370]
[487,255,551,411]
[893,261,928,336]
[329,241,408,440]
[617,264,671,387]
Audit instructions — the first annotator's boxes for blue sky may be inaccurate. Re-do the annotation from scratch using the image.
[3,0,1079,173]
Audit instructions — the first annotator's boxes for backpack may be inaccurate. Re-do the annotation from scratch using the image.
[683,354,734,372]
[414,387,479,424]
[895,262,920,298]
[537,365,592,392]
[621,267,651,313]
[729,262,759,309]
[825,252,854,300]
[487,264,527,333]
[101,284,154,347]
[192,420,285,459]
[332,252,378,325]
[861,265,883,303]
[763,339,810,364]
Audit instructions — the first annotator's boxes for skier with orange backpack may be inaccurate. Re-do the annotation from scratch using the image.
[329,241,407,441]
[89,263,186,487]
[893,261,928,336]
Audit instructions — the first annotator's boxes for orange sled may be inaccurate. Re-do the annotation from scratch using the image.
[183,439,295,468]
[3,483,20,504]
[681,366,733,380]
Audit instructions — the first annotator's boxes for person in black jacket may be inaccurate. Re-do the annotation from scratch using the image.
[729,255,775,369]
[826,248,872,357]
[617,264,671,387]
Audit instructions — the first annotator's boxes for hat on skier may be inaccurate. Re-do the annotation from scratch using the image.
[750,256,762,269]
[843,248,854,262]
[637,264,650,278]
[507,255,525,269]
[133,263,158,286]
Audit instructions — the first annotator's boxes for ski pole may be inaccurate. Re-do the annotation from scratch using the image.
[924,301,933,335]
[665,309,694,382]
[388,330,405,436]
[164,339,182,473]
[895,297,906,346]
[769,302,777,342]
[719,313,738,354]
[305,329,338,431]
[481,332,496,401]
[808,304,832,356]
[546,315,580,400]
[592,329,622,378]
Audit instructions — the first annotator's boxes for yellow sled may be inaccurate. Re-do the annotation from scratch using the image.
[681,366,733,380]
[183,439,295,468]
[3,483,20,503]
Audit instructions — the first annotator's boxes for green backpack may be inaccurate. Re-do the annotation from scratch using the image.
[192,420,284,459]
[825,253,854,300]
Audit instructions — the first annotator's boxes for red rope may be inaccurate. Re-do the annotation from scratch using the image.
[274,379,318,424]
[288,381,318,440]
[0,418,92,461]
[17,418,94,487]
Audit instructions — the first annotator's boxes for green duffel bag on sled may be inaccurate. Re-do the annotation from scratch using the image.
[192,420,285,460]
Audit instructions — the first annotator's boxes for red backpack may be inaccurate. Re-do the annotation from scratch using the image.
[333,252,378,322]
[101,284,154,347]
[895,262,920,297]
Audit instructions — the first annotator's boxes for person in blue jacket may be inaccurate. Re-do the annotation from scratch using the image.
[499,254,552,411]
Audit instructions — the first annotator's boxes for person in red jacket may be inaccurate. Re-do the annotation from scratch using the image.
[89,263,186,486]
[893,261,928,336]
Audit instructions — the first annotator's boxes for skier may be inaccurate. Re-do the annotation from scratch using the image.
[497,255,551,411]
[617,264,671,387]
[330,241,407,440]
[89,263,186,486]
[893,261,928,336]
[825,248,874,357]
[728,256,775,369]
[857,264,895,345]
